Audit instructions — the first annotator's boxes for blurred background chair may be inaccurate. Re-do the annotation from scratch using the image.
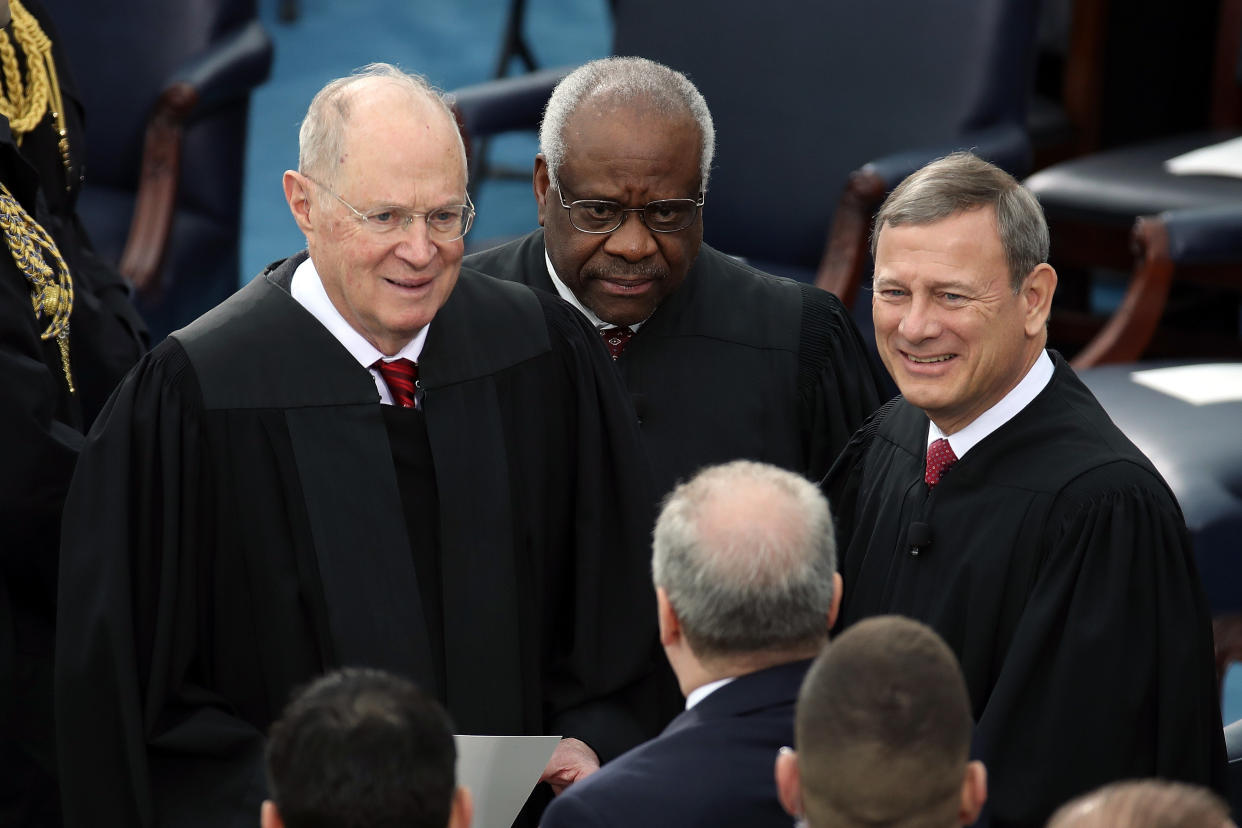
[1227,718,1242,820]
[454,0,1044,318]
[1025,0,1242,362]
[47,0,273,339]
[1073,204,1242,714]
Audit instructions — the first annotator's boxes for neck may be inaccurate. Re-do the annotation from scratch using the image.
[675,644,821,697]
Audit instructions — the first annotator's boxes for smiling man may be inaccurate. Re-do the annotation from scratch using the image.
[822,152,1226,828]
[466,56,886,504]
[54,64,659,828]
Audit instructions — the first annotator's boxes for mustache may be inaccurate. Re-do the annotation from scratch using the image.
[583,260,668,282]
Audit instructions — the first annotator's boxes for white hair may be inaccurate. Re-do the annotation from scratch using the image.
[652,461,836,658]
[298,62,466,189]
[539,56,715,192]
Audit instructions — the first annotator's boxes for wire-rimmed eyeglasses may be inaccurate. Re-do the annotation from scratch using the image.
[306,175,475,242]
[557,187,704,234]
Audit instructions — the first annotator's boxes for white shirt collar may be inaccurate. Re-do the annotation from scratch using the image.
[928,350,1054,458]
[290,256,429,368]
[685,676,735,710]
[544,248,645,333]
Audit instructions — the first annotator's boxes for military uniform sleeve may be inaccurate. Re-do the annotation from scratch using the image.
[972,464,1228,827]
[797,284,889,481]
[55,341,267,828]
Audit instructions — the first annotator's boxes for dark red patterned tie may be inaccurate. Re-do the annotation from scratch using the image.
[925,438,958,488]
[599,326,634,360]
[374,358,419,408]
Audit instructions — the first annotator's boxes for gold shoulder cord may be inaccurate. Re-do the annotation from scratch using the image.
[0,0,71,188]
[0,182,73,391]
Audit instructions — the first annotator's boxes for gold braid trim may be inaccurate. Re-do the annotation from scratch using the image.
[0,182,73,391]
[0,0,70,185]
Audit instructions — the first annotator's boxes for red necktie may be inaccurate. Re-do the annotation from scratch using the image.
[374,358,419,408]
[599,326,634,360]
[925,438,958,488]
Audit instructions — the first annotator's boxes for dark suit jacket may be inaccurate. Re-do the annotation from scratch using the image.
[541,659,811,828]
[466,230,886,502]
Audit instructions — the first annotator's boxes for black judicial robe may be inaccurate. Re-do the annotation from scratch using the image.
[824,352,1227,828]
[54,253,659,828]
[466,230,887,500]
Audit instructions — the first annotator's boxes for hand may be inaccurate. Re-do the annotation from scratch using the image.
[540,737,600,795]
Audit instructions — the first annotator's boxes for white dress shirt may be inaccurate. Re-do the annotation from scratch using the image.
[928,350,1055,458]
[290,256,429,406]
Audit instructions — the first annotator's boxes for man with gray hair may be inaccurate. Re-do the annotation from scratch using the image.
[55,63,659,827]
[466,56,886,505]
[823,152,1226,827]
[541,460,842,828]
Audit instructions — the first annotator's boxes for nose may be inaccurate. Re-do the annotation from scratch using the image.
[897,292,942,343]
[391,220,437,268]
[602,210,659,262]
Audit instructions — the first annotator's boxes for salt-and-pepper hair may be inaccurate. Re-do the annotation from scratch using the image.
[298,62,466,190]
[652,461,836,659]
[539,56,715,192]
[872,151,1049,292]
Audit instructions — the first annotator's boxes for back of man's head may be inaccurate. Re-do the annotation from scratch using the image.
[778,615,985,828]
[1046,780,1235,828]
[263,668,470,828]
[651,460,838,665]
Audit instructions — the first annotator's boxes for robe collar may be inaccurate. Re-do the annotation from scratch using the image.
[929,349,1054,459]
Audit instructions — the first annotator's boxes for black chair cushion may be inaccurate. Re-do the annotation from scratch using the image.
[1078,361,1242,615]
[1026,131,1242,224]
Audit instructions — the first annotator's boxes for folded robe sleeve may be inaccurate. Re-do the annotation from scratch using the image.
[975,467,1227,827]
[534,294,660,763]
[55,342,268,828]
[798,284,889,484]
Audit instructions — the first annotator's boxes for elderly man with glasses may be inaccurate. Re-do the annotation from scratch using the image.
[467,56,888,507]
[54,63,660,828]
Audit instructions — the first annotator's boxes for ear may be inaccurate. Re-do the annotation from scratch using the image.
[261,799,284,828]
[958,761,987,825]
[656,586,681,648]
[284,170,317,236]
[827,572,843,631]
[533,155,551,227]
[774,747,803,819]
[1021,263,1057,338]
[449,785,473,828]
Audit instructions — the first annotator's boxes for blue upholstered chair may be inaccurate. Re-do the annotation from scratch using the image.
[1025,0,1242,362]
[452,0,1043,308]
[47,0,273,339]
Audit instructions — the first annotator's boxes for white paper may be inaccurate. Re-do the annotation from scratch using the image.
[454,734,560,828]
[1164,136,1242,178]
[1129,363,1242,405]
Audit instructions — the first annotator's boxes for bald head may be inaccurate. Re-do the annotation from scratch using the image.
[1047,780,1234,828]
[651,461,837,660]
[298,63,466,191]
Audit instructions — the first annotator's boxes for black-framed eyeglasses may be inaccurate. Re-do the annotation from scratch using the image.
[557,188,704,234]
[305,175,475,242]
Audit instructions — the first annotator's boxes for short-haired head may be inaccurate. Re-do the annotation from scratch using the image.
[651,460,836,661]
[795,615,975,828]
[265,667,457,828]
[1047,780,1235,828]
[872,151,1048,291]
[298,62,466,192]
[539,56,715,193]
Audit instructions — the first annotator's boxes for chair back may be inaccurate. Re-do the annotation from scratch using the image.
[47,0,268,337]
[611,0,1042,270]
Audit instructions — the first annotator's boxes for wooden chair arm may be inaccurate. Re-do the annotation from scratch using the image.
[814,166,887,307]
[1070,215,1175,368]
